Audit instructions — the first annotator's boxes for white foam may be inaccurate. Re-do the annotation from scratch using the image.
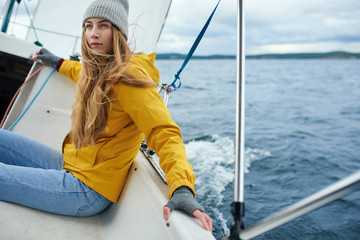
[244,147,272,172]
[185,135,234,200]
[185,135,271,235]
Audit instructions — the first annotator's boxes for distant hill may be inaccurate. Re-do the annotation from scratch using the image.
[156,51,360,60]
[246,51,360,59]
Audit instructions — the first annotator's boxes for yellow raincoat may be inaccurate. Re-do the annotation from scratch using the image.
[59,53,196,202]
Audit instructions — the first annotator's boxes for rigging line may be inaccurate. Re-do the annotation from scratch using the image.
[0,2,6,18]
[167,0,222,92]
[7,67,56,131]
[22,0,41,45]
[0,19,80,39]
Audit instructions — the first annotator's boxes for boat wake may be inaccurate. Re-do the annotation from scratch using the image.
[185,135,271,238]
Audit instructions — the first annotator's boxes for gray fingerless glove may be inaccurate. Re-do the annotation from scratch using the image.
[165,186,205,216]
[37,48,62,68]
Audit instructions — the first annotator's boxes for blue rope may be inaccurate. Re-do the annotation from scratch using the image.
[8,68,56,131]
[168,0,221,91]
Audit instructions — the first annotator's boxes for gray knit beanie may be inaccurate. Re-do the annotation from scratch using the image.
[83,0,129,38]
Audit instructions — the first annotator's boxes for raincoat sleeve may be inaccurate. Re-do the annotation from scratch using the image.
[117,65,197,198]
[57,60,82,83]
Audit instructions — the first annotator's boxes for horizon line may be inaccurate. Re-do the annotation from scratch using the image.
[155,51,360,57]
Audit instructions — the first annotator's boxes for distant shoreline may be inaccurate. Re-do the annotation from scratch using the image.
[156,51,360,60]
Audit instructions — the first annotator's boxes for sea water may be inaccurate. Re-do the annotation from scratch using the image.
[155,59,360,240]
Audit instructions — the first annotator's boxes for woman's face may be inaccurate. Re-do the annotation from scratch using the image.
[84,18,113,54]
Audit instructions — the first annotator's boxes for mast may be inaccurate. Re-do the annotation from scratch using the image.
[226,0,246,239]
[1,0,17,33]
[234,0,246,209]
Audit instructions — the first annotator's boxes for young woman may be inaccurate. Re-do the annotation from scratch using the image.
[0,0,212,233]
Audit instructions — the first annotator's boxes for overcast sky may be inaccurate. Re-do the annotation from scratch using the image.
[1,0,359,55]
[156,0,360,55]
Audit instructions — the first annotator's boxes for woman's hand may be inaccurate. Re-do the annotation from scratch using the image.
[163,186,213,233]
[32,50,40,61]
[32,48,61,68]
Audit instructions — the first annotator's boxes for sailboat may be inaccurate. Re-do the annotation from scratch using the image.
[0,0,215,239]
[2,1,359,239]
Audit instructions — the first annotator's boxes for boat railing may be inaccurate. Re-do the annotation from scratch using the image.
[224,0,360,239]
[223,170,360,240]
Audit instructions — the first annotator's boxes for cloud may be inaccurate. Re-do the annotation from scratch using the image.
[157,0,360,55]
[1,0,359,55]
[249,41,360,54]
[156,0,237,55]
[245,0,360,54]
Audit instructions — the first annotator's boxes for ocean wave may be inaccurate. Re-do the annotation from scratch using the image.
[186,134,273,192]
[185,135,271,237]
[185,135,234,201]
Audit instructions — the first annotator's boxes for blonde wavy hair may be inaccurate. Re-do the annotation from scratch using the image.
[70,26,156,148]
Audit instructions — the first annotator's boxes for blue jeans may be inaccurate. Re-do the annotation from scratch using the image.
[0,129,111,217]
